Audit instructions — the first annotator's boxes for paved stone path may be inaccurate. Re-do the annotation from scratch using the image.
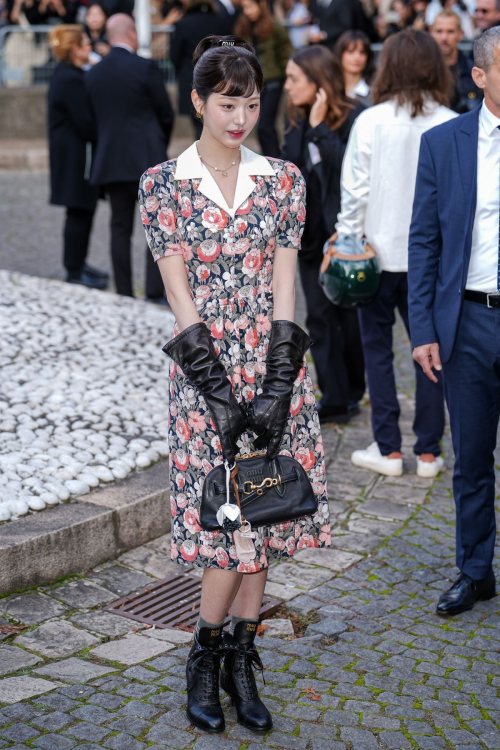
[1,165,500,749]
[0,329,499,749]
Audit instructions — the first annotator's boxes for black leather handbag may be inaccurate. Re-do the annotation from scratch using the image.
[200,452,318,531]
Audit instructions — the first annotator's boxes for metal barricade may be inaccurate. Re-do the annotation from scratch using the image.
[0,24,474,89]
[0,24,175,87]
[0,25,55,87]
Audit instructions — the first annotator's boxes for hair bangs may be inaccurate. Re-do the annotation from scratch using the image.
[213,60,262,98]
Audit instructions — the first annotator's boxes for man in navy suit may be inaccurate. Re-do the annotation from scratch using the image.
[409,27,500,615]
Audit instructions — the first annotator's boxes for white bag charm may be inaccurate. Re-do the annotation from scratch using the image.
[233,520,256,562]
[217,460,242,531]
[216,502,242,528]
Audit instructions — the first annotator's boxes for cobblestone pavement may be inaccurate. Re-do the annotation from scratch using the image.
[1,322,499,750]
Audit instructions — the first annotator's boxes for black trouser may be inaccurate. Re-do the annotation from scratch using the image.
[358,271,444,457]
[107,181,164,298]
[299,251,365,410]
[64,207,95,275]
[258,79,284,158]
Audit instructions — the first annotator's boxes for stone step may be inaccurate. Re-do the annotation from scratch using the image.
[0,461,170,595]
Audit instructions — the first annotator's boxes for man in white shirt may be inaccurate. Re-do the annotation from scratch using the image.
[409,27,500,615]
[335,29,456,481]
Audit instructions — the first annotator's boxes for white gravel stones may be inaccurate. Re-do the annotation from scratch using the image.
[0,271,174,523]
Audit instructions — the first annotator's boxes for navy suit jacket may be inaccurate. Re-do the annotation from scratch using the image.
[408,106,481,363]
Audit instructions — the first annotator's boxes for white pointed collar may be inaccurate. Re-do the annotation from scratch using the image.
[174,142,276,218]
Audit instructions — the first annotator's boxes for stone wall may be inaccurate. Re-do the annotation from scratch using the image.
[0,87,48,139]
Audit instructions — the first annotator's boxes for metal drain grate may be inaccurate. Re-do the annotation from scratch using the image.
[103,573,281,632]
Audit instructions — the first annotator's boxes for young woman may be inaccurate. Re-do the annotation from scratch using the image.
[84,1,110,60]
[235,0,293,156]
[139,35,330,735]
[282,45,366,425]
[336,29,455,478]
[335,29,374,107]
[48,25,108,290]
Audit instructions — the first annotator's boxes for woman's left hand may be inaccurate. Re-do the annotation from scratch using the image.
[309,87,328,129]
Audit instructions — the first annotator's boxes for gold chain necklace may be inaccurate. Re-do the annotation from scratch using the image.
[197,148,241,178]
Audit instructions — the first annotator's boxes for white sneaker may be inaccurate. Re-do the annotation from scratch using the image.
[351,442,403,477]
[416,455,444,478]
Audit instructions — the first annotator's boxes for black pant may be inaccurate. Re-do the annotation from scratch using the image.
[64,207,95,275]
[299,251,365,410]
[358,271,444,457]
[258,79,284,158]
[107,181,164,298]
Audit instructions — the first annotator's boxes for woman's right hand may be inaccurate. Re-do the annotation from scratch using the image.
[309,87,328,129]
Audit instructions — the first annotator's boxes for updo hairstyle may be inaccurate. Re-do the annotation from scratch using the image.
[192,35,264,103]
[49,25,84,61]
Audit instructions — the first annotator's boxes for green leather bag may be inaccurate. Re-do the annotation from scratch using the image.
[319,234,381,308]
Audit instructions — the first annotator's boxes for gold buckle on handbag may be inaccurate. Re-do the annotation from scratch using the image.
[243,476,282,496]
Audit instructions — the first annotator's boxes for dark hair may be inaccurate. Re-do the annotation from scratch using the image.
[334,30,375,84]
[192,35,264,101]
[88,0,107,12]
[372,29,452,117]
[287,45,353,131]
[234,0,274,42]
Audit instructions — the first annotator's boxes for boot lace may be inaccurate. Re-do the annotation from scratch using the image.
[231,645,265,701]
[190,647,221,701]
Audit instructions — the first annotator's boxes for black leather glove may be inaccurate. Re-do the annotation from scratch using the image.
[248,320,312,459]
[163,323,247,465]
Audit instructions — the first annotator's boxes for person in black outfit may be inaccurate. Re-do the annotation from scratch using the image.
[430,8,482,113]
[47,25,109,290]
[84,1,110,58]
[309,0,369,50]
[235,0,293,157]
[85,14,174,300]
[283,44,365,424]
[170,0,231,139]
[23,0,79,25]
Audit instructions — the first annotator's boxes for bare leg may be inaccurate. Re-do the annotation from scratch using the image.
[200,568,243,623]
[230,568,268,619]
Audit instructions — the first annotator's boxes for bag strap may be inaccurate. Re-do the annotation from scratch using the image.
[230,463,245,523]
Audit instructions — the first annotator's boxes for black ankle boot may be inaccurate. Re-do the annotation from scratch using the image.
[186,627,225,733]
[220,621,273,732]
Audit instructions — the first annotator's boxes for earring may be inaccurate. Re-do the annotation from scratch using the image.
[196,111,202,120]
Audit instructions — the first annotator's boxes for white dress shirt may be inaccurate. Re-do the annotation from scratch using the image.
[466,102,500,293]
[336,99,457,272]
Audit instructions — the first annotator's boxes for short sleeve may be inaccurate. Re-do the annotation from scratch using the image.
[138,163,183,262]
[274,162,306,251]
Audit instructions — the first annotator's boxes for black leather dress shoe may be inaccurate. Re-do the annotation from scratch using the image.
[83,263,109,280]
[66,270,107,290]
[436,570,496,616]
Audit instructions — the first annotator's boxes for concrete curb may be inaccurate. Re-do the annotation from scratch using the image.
[0,461,170,595]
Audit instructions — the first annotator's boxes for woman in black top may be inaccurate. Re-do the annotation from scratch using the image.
[48,25,108,289]
[170,0,232,137]
[282,44,365,424]
[84,1,110,59]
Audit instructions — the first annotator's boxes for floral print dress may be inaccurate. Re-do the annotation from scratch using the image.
[139,142,330,572]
